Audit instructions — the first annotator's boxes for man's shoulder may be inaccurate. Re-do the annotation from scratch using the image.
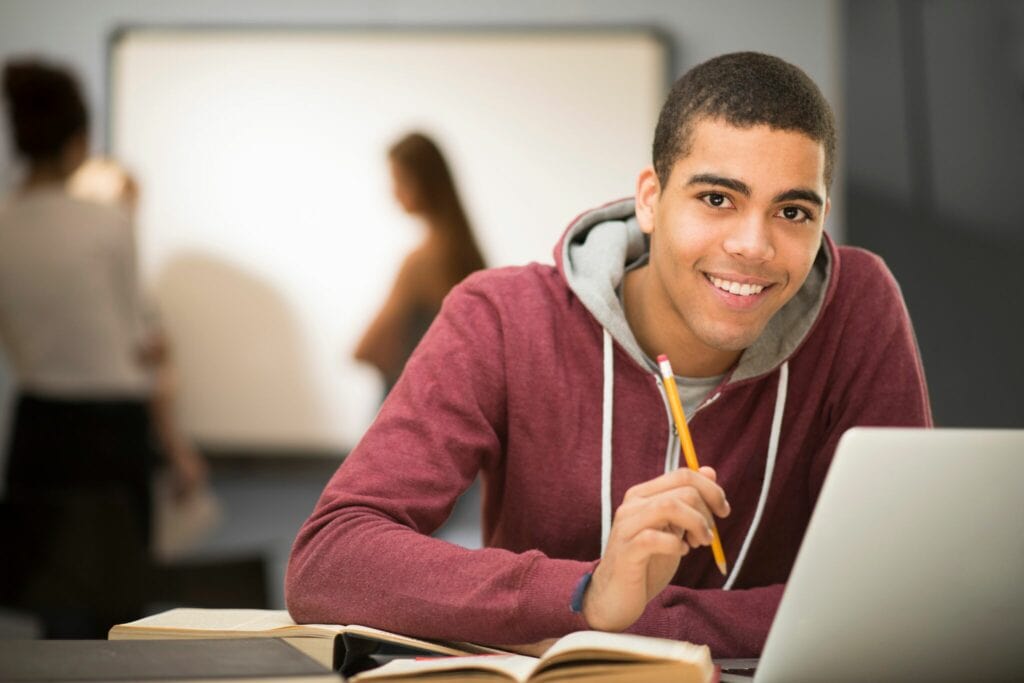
[835,243,894,275]
[443,263,581,337]
[458,262,565,301]
[822,245,910,330]
[833,244,902,298]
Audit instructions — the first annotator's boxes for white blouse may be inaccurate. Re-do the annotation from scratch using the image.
[0,187,152,398]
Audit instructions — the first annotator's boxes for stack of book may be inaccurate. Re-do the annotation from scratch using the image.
[105,608,715,682]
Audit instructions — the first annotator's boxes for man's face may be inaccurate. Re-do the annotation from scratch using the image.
[635,117,830,363]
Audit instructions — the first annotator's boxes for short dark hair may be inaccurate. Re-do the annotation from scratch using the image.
[652,52,836,190]
[3,58,88,163]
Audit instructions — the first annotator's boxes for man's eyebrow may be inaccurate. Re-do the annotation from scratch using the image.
[773,188,824,208]
[687,174,825,208]
[687,174,751,196]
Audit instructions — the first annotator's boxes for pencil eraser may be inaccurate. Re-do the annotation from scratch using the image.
[657,354,668,363]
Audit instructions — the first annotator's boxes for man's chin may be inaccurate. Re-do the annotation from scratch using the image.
[703,327,765,354]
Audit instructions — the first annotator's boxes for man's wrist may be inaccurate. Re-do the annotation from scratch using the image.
[577,568,618,632]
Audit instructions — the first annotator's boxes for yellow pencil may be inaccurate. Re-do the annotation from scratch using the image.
[656,354,728,576]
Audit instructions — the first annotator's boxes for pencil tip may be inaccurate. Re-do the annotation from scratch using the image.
[717,561,728,576]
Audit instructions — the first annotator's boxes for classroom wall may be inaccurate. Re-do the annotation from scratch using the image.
[105,29,669,451]
[843,0,1024,428]
[0,0,842,213]
[0,0,845,610]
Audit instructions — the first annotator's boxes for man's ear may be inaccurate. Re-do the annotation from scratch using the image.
[823,197,831,221]
[635,166,660,235]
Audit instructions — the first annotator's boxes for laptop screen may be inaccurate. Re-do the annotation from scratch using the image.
[753,428,1024,682]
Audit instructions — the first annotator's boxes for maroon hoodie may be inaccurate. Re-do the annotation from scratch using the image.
[287,199,932,657]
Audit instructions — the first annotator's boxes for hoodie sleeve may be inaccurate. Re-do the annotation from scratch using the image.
[286,276,590,645]
[807,248,933,492]
[627,584,784,657]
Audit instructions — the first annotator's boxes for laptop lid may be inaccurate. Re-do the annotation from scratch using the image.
[754,427,1024,683]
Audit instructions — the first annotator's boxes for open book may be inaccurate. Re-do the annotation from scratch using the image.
[351,630,714,683]
[108,608,502,672]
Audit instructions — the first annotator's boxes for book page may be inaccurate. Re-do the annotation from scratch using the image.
[280,637,335,670]
[352,653,539,682]
[342,624,508,656]
[109,608,344,638]
[110,608,501,659]
[540,630,710,666]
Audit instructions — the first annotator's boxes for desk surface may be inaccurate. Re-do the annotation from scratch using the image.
[0,638,340,682]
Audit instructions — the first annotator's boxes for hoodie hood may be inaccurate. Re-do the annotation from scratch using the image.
[555,197,835,383]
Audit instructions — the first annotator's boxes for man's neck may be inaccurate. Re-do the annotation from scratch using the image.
[622,265,741,377]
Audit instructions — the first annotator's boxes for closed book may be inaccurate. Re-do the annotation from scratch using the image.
[0,638,339,682]
[109,608,504,673]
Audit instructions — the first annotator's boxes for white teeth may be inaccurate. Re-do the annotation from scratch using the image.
[710,276,765,297]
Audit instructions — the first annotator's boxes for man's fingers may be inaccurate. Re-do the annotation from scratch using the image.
[628,528,691,559]
[624,467,730,518]
[669,523,709,554]
[683,527,711,549]
[613,494,714,548]
[625,467,701,498]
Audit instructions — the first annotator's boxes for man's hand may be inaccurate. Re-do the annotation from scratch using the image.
[582,466,730,632]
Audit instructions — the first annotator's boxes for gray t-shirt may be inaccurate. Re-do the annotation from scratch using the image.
[674,370,723,419]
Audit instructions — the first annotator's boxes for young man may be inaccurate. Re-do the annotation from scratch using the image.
[286,52,931,658]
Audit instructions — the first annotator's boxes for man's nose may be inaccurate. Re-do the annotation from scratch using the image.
[722,214,774,262]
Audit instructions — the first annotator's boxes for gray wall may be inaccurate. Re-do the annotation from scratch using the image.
[844,0,1024,428]
[0,0,840,608]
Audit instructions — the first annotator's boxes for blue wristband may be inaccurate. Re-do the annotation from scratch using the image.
[570,571,593,613]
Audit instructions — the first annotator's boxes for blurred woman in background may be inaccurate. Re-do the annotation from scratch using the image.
[0,58,203,635]
[67,156,208,509]
[0,60,151,515]
[354,132,486,393]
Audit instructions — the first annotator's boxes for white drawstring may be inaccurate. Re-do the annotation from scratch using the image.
[598,328,789,586]
[600,329,614,556]
[723,360,788,590]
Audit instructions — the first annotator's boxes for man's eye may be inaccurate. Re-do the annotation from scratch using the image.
[779,206,811,222]
[701,193,730,208]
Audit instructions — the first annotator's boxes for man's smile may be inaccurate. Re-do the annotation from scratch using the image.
[701,272,779,310]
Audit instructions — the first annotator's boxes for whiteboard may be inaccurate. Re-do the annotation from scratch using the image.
[110,28,667,453]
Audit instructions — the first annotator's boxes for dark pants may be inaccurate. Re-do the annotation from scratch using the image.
[1,394,155,637]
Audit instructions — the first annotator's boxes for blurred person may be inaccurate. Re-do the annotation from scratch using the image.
[353,132,486,393]
[67,156,208,502]
[0,59,198,634]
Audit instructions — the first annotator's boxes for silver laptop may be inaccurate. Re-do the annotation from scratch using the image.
[721,427,1024,682]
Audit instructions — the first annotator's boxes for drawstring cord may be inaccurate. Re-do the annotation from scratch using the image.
[598,328,790,590]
